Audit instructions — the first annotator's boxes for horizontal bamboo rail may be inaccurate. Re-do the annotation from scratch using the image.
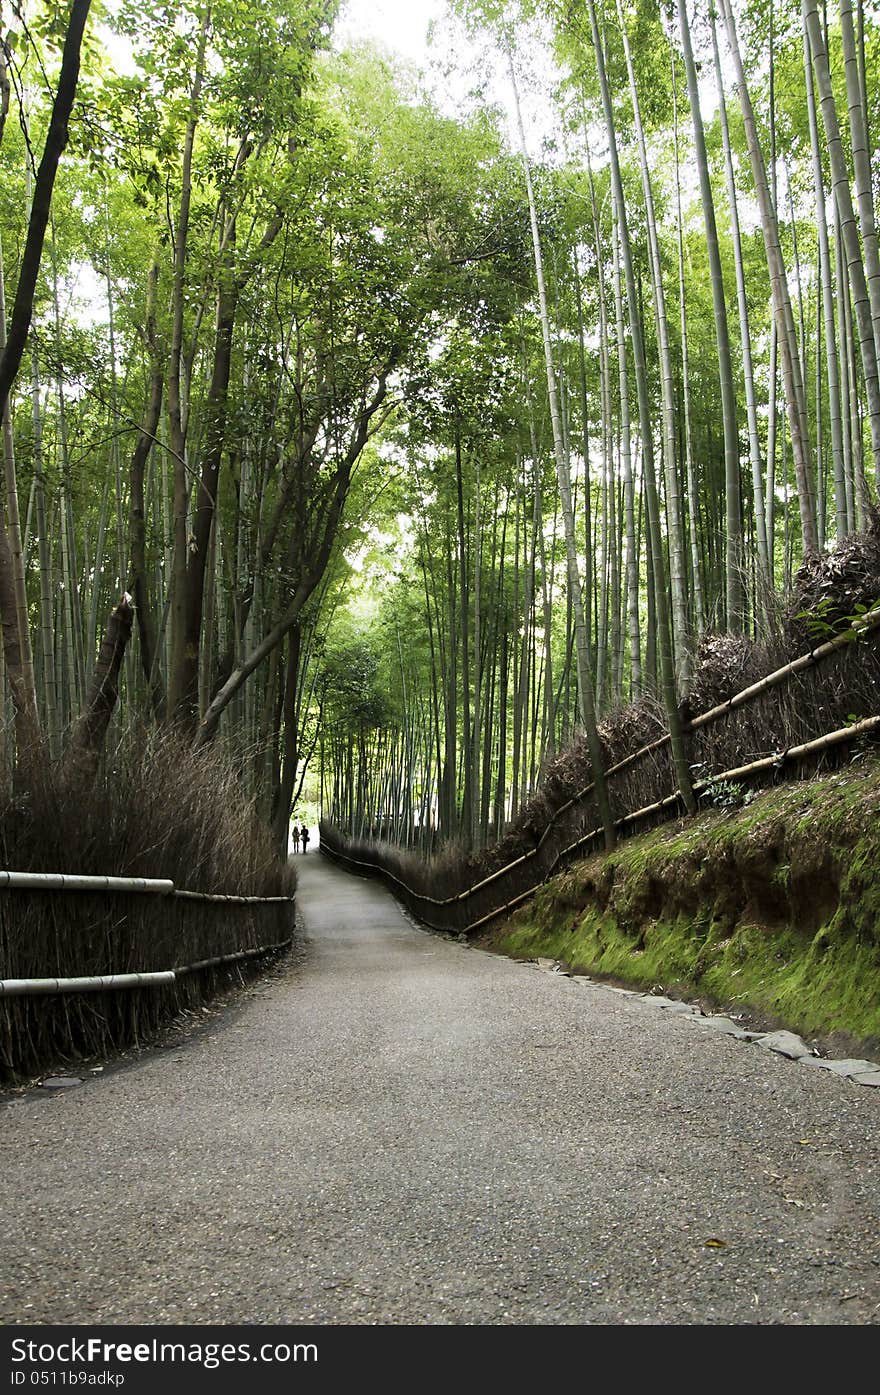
[689,606,880,730]
[0,872,294,903]
[0,872,174,894]
[545,603,880,836]
[0,938,295,998]
[173,889,294,904]
[464,713,880,931]
[175,938,293,975]
[0,872,295,997]
[0,971,176,997]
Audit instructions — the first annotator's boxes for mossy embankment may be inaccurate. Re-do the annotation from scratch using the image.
[491,756,880,1048]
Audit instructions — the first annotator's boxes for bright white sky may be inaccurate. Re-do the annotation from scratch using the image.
[335,0,739,187]
[336,0,447,66]
[335,0,564,156]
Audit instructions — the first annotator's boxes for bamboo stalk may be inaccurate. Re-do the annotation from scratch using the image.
[0,871,293,902]
[0,937,293,998]
[173,889,295,904]
[0,872,174,893]
[0,972,176,997]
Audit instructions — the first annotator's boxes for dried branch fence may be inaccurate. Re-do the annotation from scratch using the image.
[320,608,880,934]
[0,874,294,1080]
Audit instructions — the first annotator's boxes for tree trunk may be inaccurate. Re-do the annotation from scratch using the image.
[718,0,819,554]
[621,0,692,674]
[610,210,642,700]
[804,0,880,484]
[128,260,165,717]
[804,27,848,540]
[679,0,743,627]
[0,0,92,413]
[63,595,134,786]
[710,8,771,615]
[509,49,615,848]
[840,0,880,366]
[584,1,695,814]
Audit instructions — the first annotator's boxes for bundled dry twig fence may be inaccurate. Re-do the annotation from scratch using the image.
[0,729,295,1082]
[320,600,880,935]
[0,884,293,1081]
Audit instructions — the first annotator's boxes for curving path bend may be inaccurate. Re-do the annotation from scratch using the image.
[2,851,880,1325]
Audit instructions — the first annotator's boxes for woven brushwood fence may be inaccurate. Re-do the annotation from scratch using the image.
[320,607,880,935]
[0,876,295,1081]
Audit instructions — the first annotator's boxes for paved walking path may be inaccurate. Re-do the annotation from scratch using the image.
[2,852,880,1324]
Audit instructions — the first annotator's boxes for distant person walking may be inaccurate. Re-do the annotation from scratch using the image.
[292,824,301,854]
[301,825,310,854]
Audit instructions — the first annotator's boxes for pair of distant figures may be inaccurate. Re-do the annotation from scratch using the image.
[291,825,310,854]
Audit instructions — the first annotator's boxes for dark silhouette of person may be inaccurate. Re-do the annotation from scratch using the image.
[301,825,310,854]
[292,824,301,853]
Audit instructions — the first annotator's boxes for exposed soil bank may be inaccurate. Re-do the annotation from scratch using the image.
[489,756,880,1052]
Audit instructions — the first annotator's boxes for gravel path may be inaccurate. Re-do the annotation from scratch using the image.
[2,852,880,1325]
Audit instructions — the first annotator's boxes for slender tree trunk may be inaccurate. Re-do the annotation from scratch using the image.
[454,414,473,843]
[273,622,302,856]
[0,0,93,765]
[167,11,209,721]
[711,9,771,617]
[63,594,134,786]
[804,28,848,540]
[679,0,743,627]
[509,49,615,848]
[583,3,695,813]
[128,260,165,716]
[840,0,880,366]
[718,0,819,554]
[620,0,692,676]
[0,234,37,716]
[610,209,641,699]
[31,343,59,758]
[804,0,880,484]
[0,0,92,412]
[671,59,706,640]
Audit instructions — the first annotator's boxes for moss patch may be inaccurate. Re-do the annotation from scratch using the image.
[492,758,880,1047]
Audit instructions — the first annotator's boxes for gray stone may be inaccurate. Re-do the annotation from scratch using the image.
[755,1030,813,1061]
[40,1076,82,1090]
[798,1057,879,1077]
[536,958,558,971]
[852,1072,880,1088]
[642,995,699,1015]
[696,1016,751,1039]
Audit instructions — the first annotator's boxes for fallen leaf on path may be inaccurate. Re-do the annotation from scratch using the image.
[704,1238,726,1248]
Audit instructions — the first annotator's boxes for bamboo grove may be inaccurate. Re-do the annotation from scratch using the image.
[0,0,877,862]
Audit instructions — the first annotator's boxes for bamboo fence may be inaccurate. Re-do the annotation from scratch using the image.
[320,609,880,933]
[0,873,296,1078]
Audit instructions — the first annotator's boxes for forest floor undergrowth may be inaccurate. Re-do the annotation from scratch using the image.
[485,753,880,1057]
